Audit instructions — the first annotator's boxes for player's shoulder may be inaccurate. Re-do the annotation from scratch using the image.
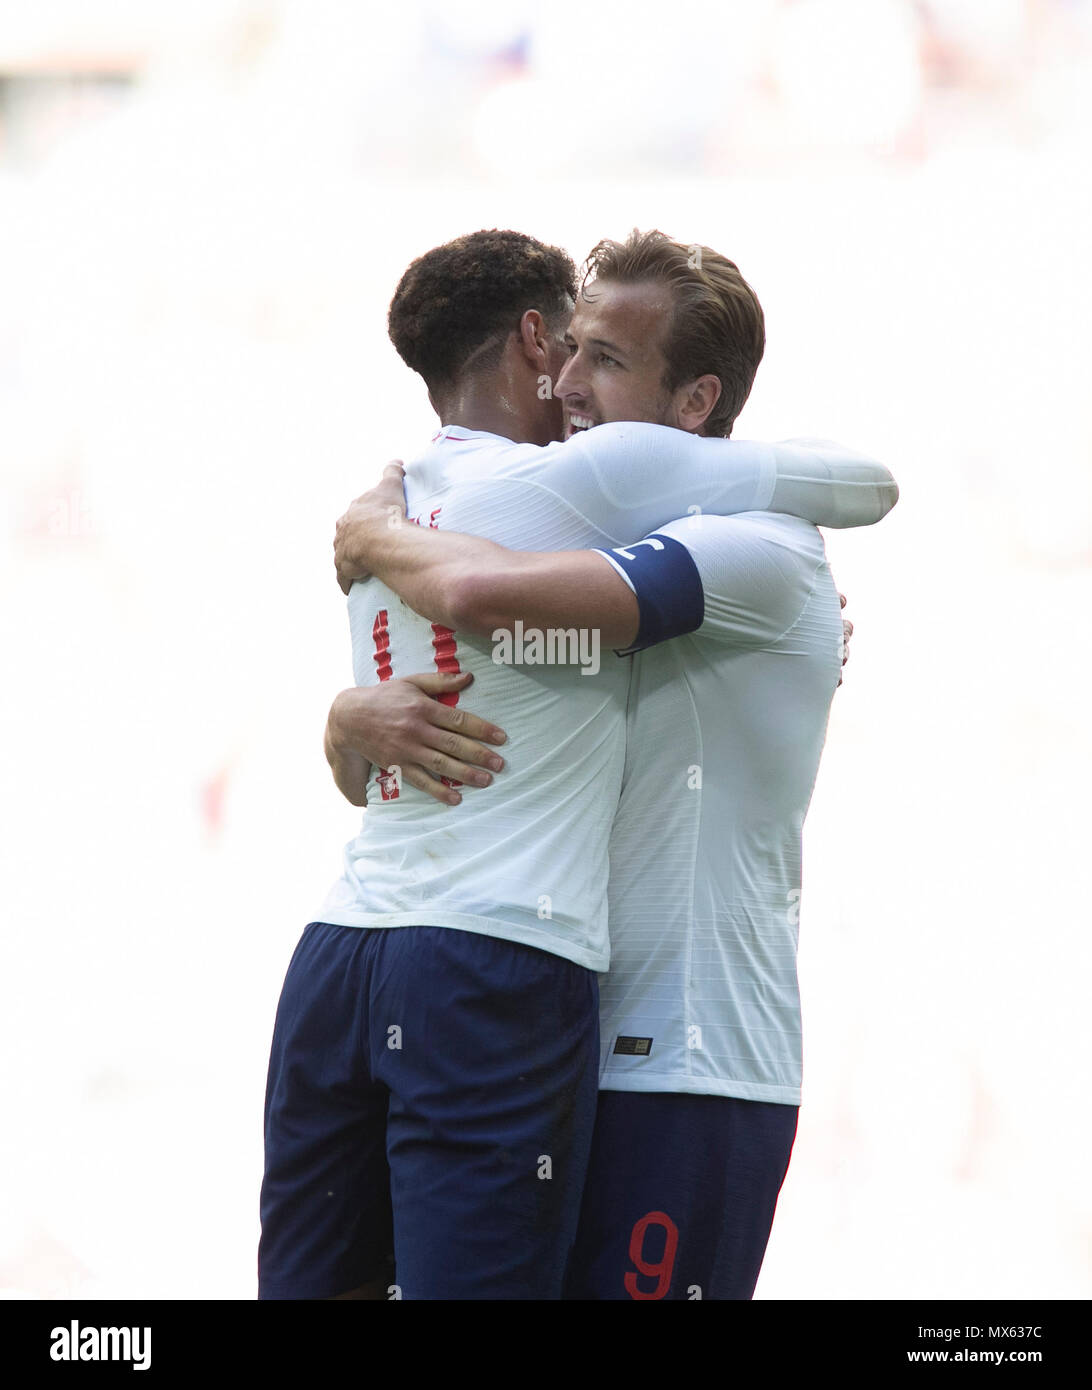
[412,421,696,480]
[658,509,826,561]
[536,421,715,477]
[428,422,664,494]
[404,429,548,496]
[522,421,670,468]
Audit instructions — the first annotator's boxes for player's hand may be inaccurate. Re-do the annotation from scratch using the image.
[334,462,408,595]
[838,591,853,687]
[326,671,507,806]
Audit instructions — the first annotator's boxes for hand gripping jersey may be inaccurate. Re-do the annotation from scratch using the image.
[318,427,896,972]
[595,511,849,1102]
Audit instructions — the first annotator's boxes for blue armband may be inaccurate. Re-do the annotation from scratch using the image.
[594,533,705,655]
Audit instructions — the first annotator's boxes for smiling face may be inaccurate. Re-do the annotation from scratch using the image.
[561,231,765,442]
[556,279,679,440]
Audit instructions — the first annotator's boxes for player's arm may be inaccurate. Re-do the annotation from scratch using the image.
[324,670,508,808]
[604,512,839,656]
[336,431,897,604]
[324,708,370,806]
[334,464,639,646]
[521,424,898,536]
[333,431,894,642]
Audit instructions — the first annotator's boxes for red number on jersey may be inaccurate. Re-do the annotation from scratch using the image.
[370,610,467,796]
[431,622,462,787]
[430,623,461,703]
[371,609,398,799]
[372,609,393,685]
[623,1211,679,1301]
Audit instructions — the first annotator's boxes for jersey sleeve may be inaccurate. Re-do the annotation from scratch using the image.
[526,423,895,545]
[765,438,898,528]
[594,512,829,653]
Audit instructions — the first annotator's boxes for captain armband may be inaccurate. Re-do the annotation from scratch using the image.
[593,533,705,655]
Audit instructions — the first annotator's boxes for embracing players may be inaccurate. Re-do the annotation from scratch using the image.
[261,229,897,1299]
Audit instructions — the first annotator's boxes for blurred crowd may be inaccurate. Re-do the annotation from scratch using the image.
[1,1,1091,175]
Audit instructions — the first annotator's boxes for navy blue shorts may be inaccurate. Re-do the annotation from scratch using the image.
[259,922,599,1300]
[563,1091,798,1301]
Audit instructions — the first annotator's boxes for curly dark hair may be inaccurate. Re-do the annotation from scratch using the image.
[388,230,577,393]
[582,230,765,437]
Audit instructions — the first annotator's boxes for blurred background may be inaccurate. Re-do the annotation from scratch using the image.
[1,0,1088,1300]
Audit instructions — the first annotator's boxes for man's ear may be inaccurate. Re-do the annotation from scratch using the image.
[516,309,550,372]
[674,374,723,433]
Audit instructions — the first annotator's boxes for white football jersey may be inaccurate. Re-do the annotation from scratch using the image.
[596,512,843,1102]
[318,427,893,972]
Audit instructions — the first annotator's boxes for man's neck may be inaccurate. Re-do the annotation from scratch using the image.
[435,370,554,447]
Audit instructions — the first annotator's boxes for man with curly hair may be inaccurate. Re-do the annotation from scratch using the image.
[259,230,895,1301]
